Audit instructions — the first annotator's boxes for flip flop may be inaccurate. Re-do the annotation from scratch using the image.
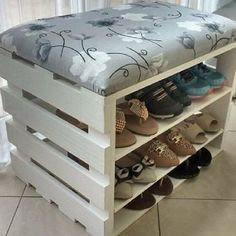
[175,120,207,144]
[118,99,158,136]
[56,109,88,131]
[192,112,220,133]
[116,152,156,184]
[116,110,137,148]
[148,176,173,196]
[125,191,156,210]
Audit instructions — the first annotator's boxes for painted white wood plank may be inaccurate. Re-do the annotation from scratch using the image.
[115,86,232,160]
[0,52,109,133]
[1,86,110,174]
[114,145,222,236]
[7,120,109,210]
[11,149,111,236]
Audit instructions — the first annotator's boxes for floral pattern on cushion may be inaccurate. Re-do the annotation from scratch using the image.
[0,1,236,96]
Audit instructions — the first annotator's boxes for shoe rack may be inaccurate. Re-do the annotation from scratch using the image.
[0,42,236,236]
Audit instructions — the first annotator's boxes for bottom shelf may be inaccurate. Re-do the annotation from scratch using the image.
[113,145,222,236]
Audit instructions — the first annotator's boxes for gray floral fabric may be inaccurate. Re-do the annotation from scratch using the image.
[0,1,236,96]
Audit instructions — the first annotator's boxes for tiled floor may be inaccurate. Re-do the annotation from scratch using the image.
[1,1,236,235]
[0,102,236,236]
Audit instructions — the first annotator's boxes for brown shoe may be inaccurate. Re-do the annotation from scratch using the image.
[116,110,137,148]
[134,140,179,168]
[164,130,196,156]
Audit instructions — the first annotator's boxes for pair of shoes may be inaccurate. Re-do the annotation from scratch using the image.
[135,139,179,168]
[168,147,212,179]
[134,130,196,168]
[125,176,174,210]
[115,153,156,200]
[125,79,190,119]
[171,63,226,99]
[192,63,226,89]
[116,99,158,148]
[175,112,220,144]
[159,130,196,156]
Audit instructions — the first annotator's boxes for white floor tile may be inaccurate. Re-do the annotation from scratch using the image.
[0,197,19,236]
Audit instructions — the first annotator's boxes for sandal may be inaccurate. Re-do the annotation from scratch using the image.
[118,99,158,136]
[115,166,133,200]
[134,140,179,168]
[162,130,196,156]
[56,109,88,131]
[175,120,207,144]
[116,109,136,148]
[125,191,156,210]
[148,176,173,196]
[116,152,156,184]
[190,112,220,133]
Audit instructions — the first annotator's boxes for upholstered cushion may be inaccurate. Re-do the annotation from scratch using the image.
[0,1,236,96]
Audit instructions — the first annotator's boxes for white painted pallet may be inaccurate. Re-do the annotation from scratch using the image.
[0,42,236,236]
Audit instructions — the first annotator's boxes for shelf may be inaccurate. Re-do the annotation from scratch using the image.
[114,130,223,213]
[113,145,222,236]
[115,86,231,161]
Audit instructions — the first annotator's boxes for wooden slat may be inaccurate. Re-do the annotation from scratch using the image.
[11,149,110,236]
[7,120,110,210]
[1,86,110,174]
[0,51,110,133]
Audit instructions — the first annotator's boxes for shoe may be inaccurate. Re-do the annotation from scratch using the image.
[172,70,210,99]
[125,191,156,210]
[116,152,156,184]
[115,166,133,200]
[189,147,212,167]
[191,63,226,89]
[175,120,207,144]
[187,112,220,133]
[134,139,179,168]
[126,83,183,119]
[163,130,196,156]
[148,176,173,196]
[161,79,191,107]
[116,109,137,148]
[117,99,158,136]
[168,159,200,179]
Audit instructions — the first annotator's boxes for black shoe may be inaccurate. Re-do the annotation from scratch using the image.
[126,83,183,119]
[161,79,192,107]
[168,159,200,179]
[189,147,212,167]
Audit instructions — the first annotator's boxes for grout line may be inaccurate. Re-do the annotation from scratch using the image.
[166,197,236,202]
[5,185,27,236]
[22,196,42,198]
[157,204,162,236]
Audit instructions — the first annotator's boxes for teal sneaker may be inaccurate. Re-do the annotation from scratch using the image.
[171,70,210,99]
[191,63,226,89]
